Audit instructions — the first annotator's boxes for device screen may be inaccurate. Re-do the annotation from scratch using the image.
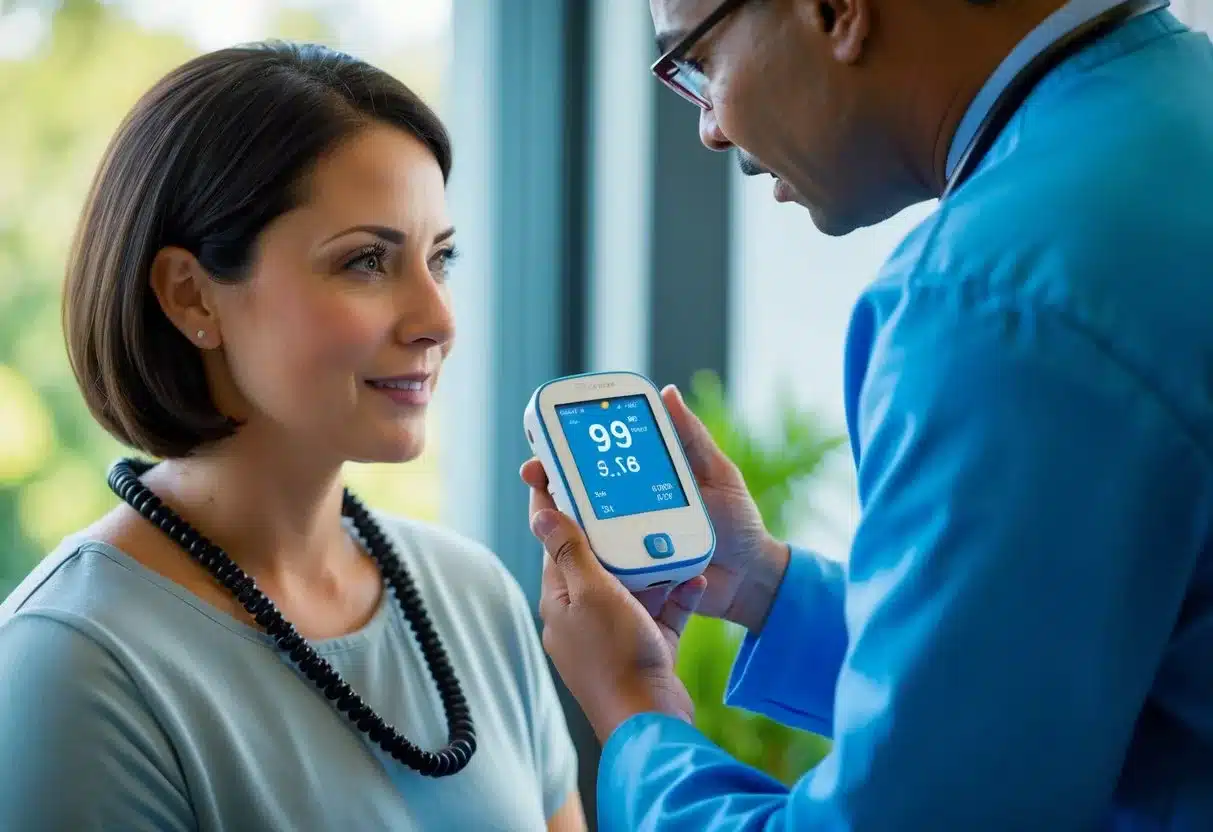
[555,394,690,520]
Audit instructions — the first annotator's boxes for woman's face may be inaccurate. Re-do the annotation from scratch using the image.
[202,124,457,465]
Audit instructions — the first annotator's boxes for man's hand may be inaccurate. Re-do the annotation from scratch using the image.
[521,384,791,633]
[529,495,707,741]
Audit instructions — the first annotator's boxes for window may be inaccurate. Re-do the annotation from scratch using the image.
[729,180,932,556]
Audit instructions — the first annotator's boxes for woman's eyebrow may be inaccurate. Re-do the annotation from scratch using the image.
[321,224,405,246]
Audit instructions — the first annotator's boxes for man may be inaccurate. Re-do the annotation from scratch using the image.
[521,0,1213,828]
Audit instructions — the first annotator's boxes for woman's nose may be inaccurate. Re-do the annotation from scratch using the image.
[393,266,455,350]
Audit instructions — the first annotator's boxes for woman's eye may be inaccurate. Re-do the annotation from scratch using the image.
[357,254,382,272]
[430,246,460,280]
[343,244,390,276]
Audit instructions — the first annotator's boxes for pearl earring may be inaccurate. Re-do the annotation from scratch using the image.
[196,330,206,341]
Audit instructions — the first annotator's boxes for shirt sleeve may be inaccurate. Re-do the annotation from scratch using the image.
[723,546,848,737]
[0,613,194,832]
[596,291,1211,831]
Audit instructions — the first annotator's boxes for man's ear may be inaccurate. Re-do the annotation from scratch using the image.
[802,0,871,64]
[149,246,221,350]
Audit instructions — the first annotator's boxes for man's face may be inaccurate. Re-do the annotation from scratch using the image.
[650,0,908,235]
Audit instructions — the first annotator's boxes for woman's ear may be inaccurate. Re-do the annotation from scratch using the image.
[149,246,221,350]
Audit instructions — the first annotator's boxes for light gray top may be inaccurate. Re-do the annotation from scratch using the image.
[0,513,577,831]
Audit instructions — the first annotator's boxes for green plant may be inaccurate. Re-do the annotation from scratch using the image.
[675,369,846,785]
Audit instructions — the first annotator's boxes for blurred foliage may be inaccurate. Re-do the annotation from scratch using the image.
[0,0,447,596]
[676,368,846,784]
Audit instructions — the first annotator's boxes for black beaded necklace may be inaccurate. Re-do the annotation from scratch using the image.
[107,457,476,777]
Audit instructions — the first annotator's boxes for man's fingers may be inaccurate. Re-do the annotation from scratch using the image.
[520,457,549,490]
[634,585,673,617]
[661,385,721,482]
[538,554,567,623]
[532,484,569,622]
[540,545,566,597]
[529,480,557,517]
[657,576,708,640]
[530,508,600,595]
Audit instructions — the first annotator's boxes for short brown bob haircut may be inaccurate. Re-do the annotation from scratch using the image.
[63,41,452,460]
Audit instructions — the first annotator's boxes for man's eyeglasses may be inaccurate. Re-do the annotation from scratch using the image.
[650,0,752,110]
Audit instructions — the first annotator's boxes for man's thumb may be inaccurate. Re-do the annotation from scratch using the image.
[663,385,722,481]
[531,509,596,585]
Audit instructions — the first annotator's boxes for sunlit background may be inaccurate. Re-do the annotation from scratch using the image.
[2,0,1209,824]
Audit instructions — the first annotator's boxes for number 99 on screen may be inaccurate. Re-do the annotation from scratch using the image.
[588,421,633,451]
[590,420,641,477]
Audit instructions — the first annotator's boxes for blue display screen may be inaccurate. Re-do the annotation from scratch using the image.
[556,394,689,520]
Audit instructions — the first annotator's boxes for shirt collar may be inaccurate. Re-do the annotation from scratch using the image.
[945,0,1164,179]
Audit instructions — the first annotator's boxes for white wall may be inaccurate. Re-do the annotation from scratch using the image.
[1173,0,1212,31]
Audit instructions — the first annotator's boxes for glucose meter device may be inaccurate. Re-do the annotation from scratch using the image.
[524,371,715,592]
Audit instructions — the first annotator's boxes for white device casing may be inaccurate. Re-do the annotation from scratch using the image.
[524,371,715,592]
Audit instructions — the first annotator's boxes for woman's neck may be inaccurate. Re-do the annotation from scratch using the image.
[140,431,355,582]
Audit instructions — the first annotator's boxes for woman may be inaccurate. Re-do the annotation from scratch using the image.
[0,41,584,831]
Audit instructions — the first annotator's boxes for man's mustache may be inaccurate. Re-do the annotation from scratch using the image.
[737,152,770,177]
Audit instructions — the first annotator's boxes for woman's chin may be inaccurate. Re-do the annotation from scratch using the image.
[377,437,426,465]
[343,428,427,466]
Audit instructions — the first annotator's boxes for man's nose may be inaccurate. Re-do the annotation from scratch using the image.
[698,107,731,152]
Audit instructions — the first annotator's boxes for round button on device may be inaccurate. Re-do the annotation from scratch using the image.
[643,533,675,559]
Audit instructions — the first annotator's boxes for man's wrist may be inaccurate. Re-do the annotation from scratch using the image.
[728,536,791,634]
[590,682,693,742]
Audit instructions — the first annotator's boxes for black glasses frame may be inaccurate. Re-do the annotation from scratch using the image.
[650,0,752,109]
